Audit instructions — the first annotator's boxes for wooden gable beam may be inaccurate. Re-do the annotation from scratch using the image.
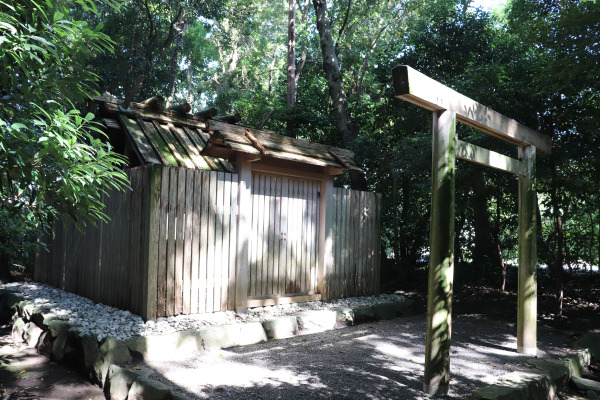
[392,65,552,154]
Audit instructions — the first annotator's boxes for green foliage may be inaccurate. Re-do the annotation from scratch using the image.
[85,0,224,102]
[0,0,116,109]
[58,0,600,291]
[0,0,128,277]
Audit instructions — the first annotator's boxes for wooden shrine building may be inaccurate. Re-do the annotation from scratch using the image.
[34,96,382,320]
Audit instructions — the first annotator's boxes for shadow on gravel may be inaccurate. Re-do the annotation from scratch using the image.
[141,316,572,399]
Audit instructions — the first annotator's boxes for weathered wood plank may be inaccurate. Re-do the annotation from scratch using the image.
[213,172,224,312]
[182,126,224,171]
[303,181,312,292]
[289,180,299,294]
[206,171,216,313]
[166,167,177,316]
[174,168,186,314]
[227,172,239,311]
[339,189,346,299]
[138,119,178,166]
[171,125,210,170]
[154,122,196,169]
[325,178,335,298]
[325,188,334,298]
[190,169,202,314]
[182,169,194,314]
[374,193,382,295]
[156,166,170,317]
[114,187,125,308]
[280,178,289,294]
[392,65,552,154]
[198,170,210,313]
[267,177,277,295]
[309,181,319,292]
[127,168,140,315]
[98,192,109,303]
[274,177,283,295]
[235,155,252,309]
[249,176,259,296]
[317,179,328,298]
[259,175,269,296]
[221,174,232,310]
[456,140,526,176]
[334,189,343,299]
[117,115,161,164]
[348,190,355,295]
[359,190,367,296]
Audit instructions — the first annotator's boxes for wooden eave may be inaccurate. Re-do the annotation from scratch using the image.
[392,65,552,154]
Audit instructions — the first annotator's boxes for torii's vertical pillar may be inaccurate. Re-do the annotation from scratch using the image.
[423,110,456,396]
[517,145,537,355]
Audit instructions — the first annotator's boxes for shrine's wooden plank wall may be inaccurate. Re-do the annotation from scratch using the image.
[35,165,381,319]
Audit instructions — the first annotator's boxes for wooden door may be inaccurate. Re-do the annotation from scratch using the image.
[248,173,320,298]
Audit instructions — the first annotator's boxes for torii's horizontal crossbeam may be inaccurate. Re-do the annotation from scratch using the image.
[392,65,552,154]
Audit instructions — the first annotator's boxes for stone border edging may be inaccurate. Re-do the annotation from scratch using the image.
[473,342,596,399]
[0,288,421,400]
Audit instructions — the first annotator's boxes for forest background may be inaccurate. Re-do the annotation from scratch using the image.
[1,0,599,316]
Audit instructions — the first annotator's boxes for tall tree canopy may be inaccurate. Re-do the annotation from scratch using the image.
[2,0,599,305]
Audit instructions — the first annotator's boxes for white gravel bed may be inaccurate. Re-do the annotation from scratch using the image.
[1,282,407,342]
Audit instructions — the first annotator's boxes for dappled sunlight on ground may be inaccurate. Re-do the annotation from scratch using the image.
[142,315,571,399]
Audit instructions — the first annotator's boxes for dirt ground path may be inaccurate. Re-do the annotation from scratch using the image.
[139,314,573,399]
[0,325,104,400]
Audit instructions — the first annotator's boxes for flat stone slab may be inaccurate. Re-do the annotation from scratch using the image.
[353,306,377,323]
[574,333,600,361]
[498,371,556,400]
[572,376,600,393]
[528,358,571,385]
[296,310,338,334]
[127,322,268,361]
[262,316,298,340]
[562,350,591,378]
[473,382,528,400]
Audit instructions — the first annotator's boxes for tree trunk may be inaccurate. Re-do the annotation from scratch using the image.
[287,0,296,107]
[555,215,564,316]
[494,186,507,291]
[549,156,564,317]
[392,174,400,268]
[455,214,465,266]
[268,47,278,94]
[471,173,498,274]
[0,237,12,284]
[597,208,600,272]
[312,0,367,190]
[492,228,506,291]
[166,19,188,106]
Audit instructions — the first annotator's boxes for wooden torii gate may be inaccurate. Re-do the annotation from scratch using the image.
[392,65,552,396]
